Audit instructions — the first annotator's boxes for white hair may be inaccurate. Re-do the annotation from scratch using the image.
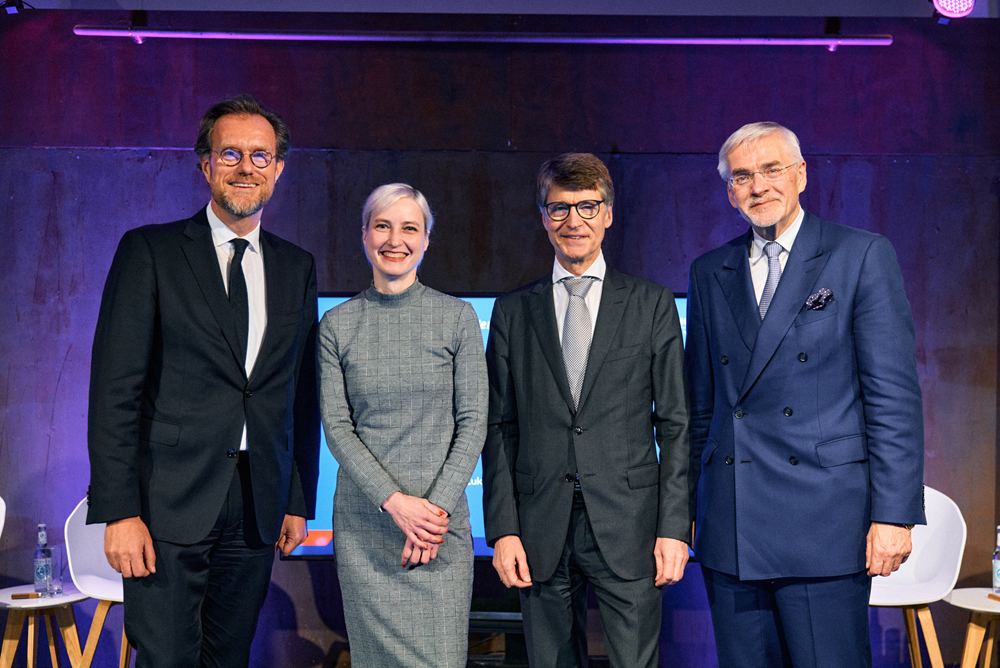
[717,122,803,181]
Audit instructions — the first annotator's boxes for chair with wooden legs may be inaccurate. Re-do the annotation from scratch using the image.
[64,498,132,668]
[869,486,967,668]
[0,495,89,668]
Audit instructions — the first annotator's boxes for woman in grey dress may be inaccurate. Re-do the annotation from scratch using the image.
[318,183,487,667]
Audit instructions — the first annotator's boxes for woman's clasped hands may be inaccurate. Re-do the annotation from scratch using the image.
[381,492,450,567]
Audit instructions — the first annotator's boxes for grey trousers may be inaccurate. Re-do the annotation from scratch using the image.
[519,494,662,668]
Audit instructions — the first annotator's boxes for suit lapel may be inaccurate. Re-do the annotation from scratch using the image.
[739,212,830,399]
[715,231,760,352]
[526,279,577,412]
[181,209,247,377]
[576,269,628,412]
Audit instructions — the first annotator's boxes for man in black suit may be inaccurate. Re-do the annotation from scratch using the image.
[482,153,691,667]
[87,95,319,668]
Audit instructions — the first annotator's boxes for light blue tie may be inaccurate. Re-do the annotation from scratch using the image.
[759,241,782,320]
[561,277,596,410]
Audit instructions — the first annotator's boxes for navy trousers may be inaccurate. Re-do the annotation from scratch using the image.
[702,566,873,668]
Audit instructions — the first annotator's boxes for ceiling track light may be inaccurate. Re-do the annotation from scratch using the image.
[73,26,893,51]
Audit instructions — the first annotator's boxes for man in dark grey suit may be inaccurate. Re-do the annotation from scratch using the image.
[87,95,319,668]
[482,153,691,667]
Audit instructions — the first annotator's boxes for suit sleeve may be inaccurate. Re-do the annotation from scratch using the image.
[650,287,694,540]
[317,311,404,509]
[685,262,713,504]
[425,302,488,514]
[286,257,320,519]
[87,230,156,524]
[854,236,925,524]
[482,298,522,546]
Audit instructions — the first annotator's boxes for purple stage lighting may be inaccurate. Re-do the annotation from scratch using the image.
[932,0,975,18]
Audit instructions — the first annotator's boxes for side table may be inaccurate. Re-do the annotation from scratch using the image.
[943,587,1000,668]
[0,584,88,668]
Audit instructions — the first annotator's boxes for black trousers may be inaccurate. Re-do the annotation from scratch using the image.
[519,493,663,668]
[123,456,275,668]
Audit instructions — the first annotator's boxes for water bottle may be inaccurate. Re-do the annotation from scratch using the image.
[33,523,52,594]
[993,525,1000,594]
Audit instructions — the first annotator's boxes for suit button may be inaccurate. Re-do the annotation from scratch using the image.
[798,352,808,362]
[720,356,729,365]
[565,473,575,483]
[573,426,583,435]
[725,456,734,465]
[244,389,253,398]
[783,407,793,417]
[789,456,799,465]
[734,410,745,419]
[227,449,237,458]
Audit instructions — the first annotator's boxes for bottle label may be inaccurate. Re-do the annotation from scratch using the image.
[34,558,51,590]
[993,559,1000,591]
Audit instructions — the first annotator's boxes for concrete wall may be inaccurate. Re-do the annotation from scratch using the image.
[1,10,997,666]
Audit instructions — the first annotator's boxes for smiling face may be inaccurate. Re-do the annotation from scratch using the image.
[199,113,284,234]
[363,196,430,293]
[725,132,806,240]
[542,186,612,275]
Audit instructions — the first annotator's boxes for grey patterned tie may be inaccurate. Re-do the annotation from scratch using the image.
[561,276,596,410]
[758,241,782,320]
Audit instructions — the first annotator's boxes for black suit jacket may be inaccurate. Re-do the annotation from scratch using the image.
[87,207,320,545]
[482,267,691,582]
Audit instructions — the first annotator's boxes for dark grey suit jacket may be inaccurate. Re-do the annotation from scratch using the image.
[87,207,320,545]
[483,267,691,582]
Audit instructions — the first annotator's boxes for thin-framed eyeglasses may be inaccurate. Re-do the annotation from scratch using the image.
[213,148,274,169]
[728,163,797,189]
[543,200,605,221]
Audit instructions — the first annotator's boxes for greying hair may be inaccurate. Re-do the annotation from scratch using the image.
[195,94,290,162]
[536,153,614,209]
[362,183,434,235]
[717,122,803,180]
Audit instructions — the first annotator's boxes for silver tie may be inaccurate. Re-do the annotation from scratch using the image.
[758,241,782,320]
[561,277,596,410]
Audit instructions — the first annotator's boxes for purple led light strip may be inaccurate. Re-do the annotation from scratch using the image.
[73,26,892,51]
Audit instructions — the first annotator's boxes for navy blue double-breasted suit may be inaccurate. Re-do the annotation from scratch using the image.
[686,211,925,663]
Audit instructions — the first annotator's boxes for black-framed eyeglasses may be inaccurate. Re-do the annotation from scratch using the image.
[543,200,604,221]
[213,148,274,169]
[728,163,797,189]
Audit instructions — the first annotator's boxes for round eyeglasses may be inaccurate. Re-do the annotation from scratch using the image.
[728,163,797,189]
[543,200,604,221]
[213,148,274,169]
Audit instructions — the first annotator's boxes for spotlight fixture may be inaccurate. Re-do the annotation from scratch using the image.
[1,0,31,14]
[931,0,976,18]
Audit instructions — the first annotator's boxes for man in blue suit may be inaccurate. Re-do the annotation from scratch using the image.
[686,122,925,667]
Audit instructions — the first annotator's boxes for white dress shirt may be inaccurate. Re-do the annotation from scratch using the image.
[552,252,606,342]
[749,207,805,306]
[207,204,267,451]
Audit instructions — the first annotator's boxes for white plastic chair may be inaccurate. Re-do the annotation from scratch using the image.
[64,498,132,668]
[0,495,6,539]
[869,486,967,668]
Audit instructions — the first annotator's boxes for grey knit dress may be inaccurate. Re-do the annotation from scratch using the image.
[317,280,487,667]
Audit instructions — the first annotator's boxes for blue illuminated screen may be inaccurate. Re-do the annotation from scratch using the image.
[292,293,686,558]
